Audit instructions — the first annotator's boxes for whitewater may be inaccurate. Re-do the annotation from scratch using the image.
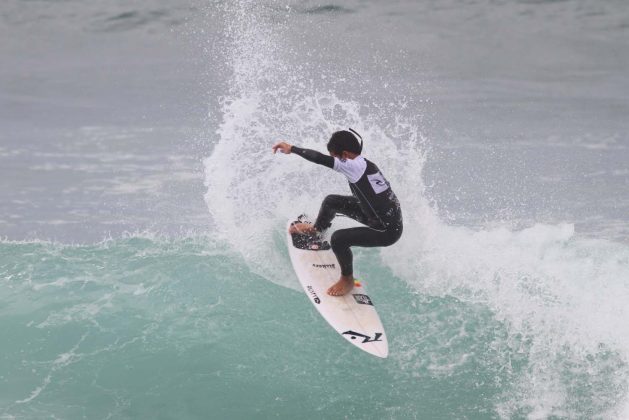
[2,0,629,418]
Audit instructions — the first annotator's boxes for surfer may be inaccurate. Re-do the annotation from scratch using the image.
[273,129,403,296]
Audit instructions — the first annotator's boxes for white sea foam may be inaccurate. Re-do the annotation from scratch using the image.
[386,216,629,417]
[202,1,427,288]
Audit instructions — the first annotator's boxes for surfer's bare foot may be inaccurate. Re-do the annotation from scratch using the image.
[289,222,318,235]
[327,275,354,296]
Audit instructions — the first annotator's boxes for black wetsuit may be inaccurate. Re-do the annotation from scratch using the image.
[291,146,403,276]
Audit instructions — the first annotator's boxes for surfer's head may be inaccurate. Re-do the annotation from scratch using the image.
[327,129,363,158]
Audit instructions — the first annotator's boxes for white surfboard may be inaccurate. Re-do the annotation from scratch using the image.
[286,216,388,358]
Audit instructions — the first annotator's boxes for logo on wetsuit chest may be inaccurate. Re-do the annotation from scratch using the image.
[367,172,389,194]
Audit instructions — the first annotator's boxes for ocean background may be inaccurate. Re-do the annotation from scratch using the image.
[1,0,629,418]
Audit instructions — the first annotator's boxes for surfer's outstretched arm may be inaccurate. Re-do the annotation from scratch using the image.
[272,142,334,168]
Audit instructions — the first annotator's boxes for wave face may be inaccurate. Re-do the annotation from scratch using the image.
[2,0,629,418]
[200,1,629,419]
[2,235,628,418]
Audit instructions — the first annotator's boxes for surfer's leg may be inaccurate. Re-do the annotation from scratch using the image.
[327,228,359,296]
[327,225,403,296]
[289,195,364,238]
[332,226,403,273]
[313,195,368,232]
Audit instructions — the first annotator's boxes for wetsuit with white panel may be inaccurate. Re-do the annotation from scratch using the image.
[290,146,403,276]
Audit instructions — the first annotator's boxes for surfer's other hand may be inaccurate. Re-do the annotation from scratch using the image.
[272,142,292,154]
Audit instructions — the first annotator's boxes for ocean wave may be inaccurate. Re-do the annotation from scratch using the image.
[302,5,353,15]
[93,9,173,32]
[198,1,629,417]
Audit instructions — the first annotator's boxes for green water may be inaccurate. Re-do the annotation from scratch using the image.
[2,235,625,419]
[0,237,505,419]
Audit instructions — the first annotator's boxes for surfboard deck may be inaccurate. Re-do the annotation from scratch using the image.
[286,215,388,358]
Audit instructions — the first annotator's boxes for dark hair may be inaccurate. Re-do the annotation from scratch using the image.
[326,129,363,155]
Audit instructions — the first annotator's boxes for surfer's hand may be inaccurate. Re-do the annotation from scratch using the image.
[272,142,292,154]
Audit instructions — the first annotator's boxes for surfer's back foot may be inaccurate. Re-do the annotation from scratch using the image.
[289,222,318,236]
[327,275,354,296]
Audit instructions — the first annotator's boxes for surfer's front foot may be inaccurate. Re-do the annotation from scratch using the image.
[327,275,354,296]
[289,222,318,236]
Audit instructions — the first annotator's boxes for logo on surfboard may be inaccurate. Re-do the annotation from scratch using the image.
[306,285,321,304]
[342,330,383,343]
[352,294,373,306]
[312,263,335,269]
